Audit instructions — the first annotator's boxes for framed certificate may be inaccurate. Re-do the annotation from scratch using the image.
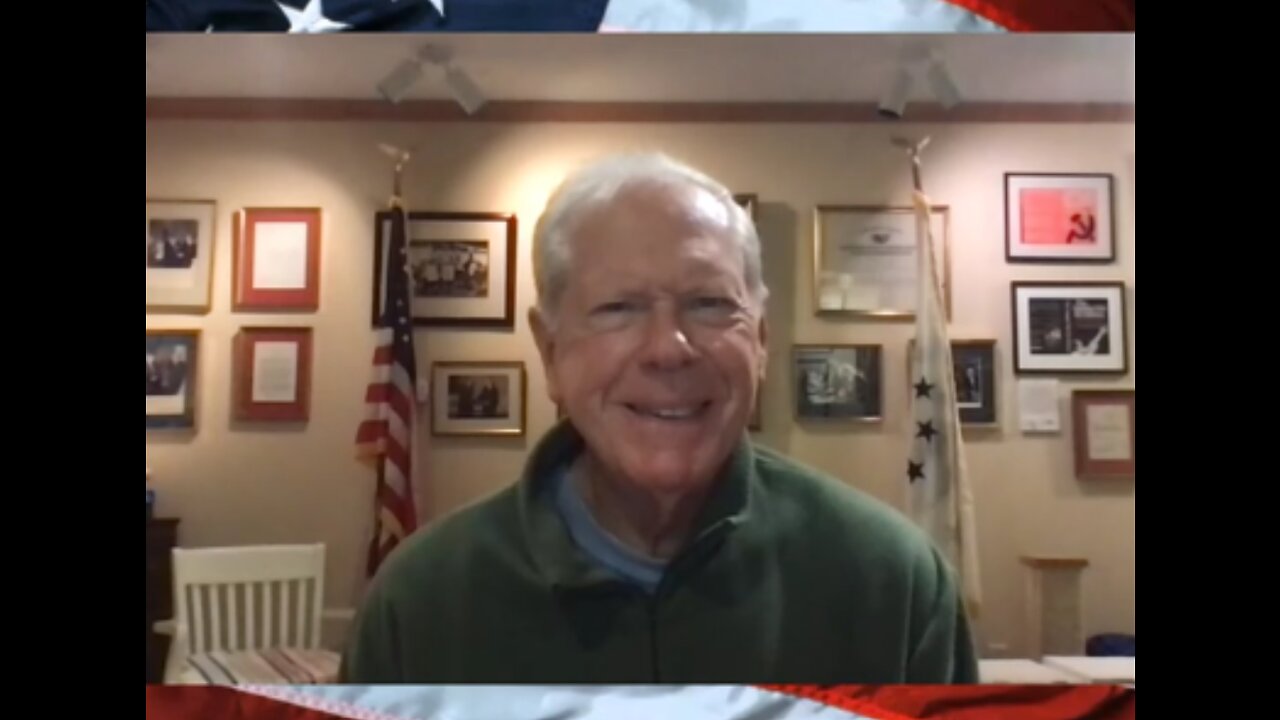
[812,204,950,319]
[233,207,322,311]
[1071,389,1134,479]
[232,326,313,423]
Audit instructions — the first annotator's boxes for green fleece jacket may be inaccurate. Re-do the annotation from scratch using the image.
[340,421,979,683]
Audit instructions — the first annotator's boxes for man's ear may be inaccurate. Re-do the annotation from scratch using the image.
[529,306,560,404]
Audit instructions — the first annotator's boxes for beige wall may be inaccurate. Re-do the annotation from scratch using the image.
[146,118,1135,657]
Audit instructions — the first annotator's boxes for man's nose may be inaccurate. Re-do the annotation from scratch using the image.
[637,302,697,370]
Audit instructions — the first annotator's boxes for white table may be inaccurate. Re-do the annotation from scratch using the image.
[979,659,1091,684]
[1041,655,1136,684]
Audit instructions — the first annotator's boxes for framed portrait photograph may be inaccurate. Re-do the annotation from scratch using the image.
[233,207,322,311]
[146,329,199,430]
[812,204,949,319]
[793,344,882,421]
[1071,389,1134,480]
[232,326,313,423]
[146,199,216,314]
[431,361,526,437]
[909,338,998,426]
[374,211,517,329]
[1012,281,1128,374]
[1005,173,1115,262]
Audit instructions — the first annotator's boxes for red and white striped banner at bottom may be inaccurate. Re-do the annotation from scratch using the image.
[147,683,1134,720]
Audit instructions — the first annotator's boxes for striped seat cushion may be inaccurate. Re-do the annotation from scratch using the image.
[183,648,340,685]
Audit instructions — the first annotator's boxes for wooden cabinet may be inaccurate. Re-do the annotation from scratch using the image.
[146,518,179,683]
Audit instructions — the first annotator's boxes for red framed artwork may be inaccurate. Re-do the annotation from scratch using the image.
[1071,389,1134,480]
[233,326,313,422]
[233,207,322,311]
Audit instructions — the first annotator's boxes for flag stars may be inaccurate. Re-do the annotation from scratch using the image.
[914,377,934,399]
[916,420,938,442]
[907,461,925,483]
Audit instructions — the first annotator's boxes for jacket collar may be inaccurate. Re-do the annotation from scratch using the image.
[517,419,756,592]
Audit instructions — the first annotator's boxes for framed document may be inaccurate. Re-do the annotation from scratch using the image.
[793,344,882,422]
[146,329,200,430]
[431,361,526,437]
[233,326,313,422]
[146,199,216,314]
[812,205,949,319]
[1072,389,1134,479]
[1012,281,1128,374]
[374,211,517,329]
[233,207,322,311]
[1005,173,1115,262]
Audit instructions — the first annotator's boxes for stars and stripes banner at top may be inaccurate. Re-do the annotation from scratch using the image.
[145,0,1131,32]
[904,185,983,618]
[354,202,419,578]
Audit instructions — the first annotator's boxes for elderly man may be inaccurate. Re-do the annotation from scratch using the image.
[340,153,979,683]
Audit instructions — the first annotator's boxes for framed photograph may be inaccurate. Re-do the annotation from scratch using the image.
[1005,173,1115,262]
[375,211,517,329]
[812,205,949,319]
[232,326,313,423]
[1071,389,1134,480]
[146,329,199,430]
[793,344,882,421]
[146,199,216,314]
[233,207,322,311]
[1012,282,1128,374]
[908,338,998,426]
[431,361,526,437]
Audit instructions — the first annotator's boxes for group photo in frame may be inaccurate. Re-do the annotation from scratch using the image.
[431,361,526,437]
[1005,172,1115,262]
[146,198,216,314]
[1071,388,1135,480]
[232,326,313,423]
[793,344,882,421]
[1012,281,1128,374]
[146,328,200,430]
[374,211,517,329]
[233,207,323,312]
[812,204,950,320]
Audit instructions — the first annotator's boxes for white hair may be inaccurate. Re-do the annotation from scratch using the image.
[532,152,768,325]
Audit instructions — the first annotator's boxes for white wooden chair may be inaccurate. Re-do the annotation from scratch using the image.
[158,543,345,684]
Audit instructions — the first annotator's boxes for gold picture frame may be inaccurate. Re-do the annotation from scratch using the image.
[812,204,950,320]
[431,361,527,437]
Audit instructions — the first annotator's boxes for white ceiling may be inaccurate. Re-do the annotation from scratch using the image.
[145,33,1134,104]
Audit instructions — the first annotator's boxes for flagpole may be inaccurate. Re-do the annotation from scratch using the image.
[893,135,983,620]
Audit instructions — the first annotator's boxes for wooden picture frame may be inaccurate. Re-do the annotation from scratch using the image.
[374,211,517,329]
[812,204,950,319]
[233,207,322,311]
[431,361,526,437]
[1072,389,1134,480]
[1012,281,1128,374]
[232,326,313,423]
[1005,173,1116,263]
[146,198,216,314]
[793,344,882,422]
[146,328,200,430]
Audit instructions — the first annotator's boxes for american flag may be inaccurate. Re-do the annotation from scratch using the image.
[145,0,611,32]
[355,203,419,578]
[904,185,983,618]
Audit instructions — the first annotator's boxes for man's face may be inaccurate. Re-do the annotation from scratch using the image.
[533,183,766,496]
